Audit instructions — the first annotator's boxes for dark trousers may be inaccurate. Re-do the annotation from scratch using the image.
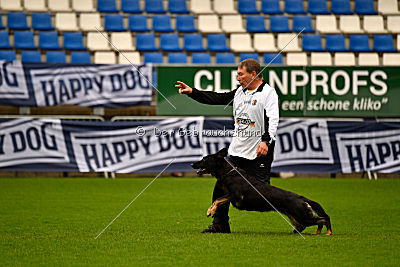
[212,142,275,224]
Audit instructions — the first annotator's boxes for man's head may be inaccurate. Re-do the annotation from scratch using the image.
[237,59,263,90]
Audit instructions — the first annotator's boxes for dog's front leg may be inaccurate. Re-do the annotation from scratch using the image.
[207,196,232,217]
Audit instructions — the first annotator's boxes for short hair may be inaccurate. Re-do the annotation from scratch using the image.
[238,59,263,79]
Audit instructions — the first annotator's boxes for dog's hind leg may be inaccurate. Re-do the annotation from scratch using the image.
[207,196,232,217]
[287,215,305,234]
[313,218,332,235]
[312,223,323,235]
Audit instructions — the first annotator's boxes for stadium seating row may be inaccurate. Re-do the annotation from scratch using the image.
[1,31,398,53]
[1,50,399,66]
[1,0,399,15]
[2,12,400,34]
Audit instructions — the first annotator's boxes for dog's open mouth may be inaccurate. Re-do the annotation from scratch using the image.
[197,168,207,175]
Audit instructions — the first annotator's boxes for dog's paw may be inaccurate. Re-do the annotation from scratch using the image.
[207,203,217,217]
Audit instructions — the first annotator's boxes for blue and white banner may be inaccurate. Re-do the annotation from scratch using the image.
[0,117,399,173]
[0,61,152,107]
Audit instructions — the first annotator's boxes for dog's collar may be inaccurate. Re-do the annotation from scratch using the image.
[225,159,239,175]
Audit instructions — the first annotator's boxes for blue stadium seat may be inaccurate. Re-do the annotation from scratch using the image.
[238,0,259,14]
[169,0,189,13]
[168,52,187,63]
[21,51,41,63]
[207,34,230,52]
[261,0,283,14]
[184,34,205,51]
[64,33,86,50]
[39,32,61,50]
[192,53,211,64]
[216,53,236,64]
[331,0,353,14]
[285,0,306,14]
[121,0,142,13]
[326,35,348,52]
[14,32,37,49]
[7,12,29,30]
[105,15,126,31]
[0,14,4,29]
[70,52,91,63]
[32,13,54,30]
[144,52,163,63]
[145,0,166,13]
[263,53,283,65]
[246,16,268,33]
[270,16,291,33]
[176,15,197,32]
[0,32,11,49]
[153,15,173,32]
[46,51,66,63]
[240,53,259,62]
[349,35,372,52]
[373,35,397,52]
[128,15,150,32]
[0,50,16,61]
[160,33,181,51]
[355,0,377,15]
[136,33,157,51]
[97,0,118,12]
[308,0,330,14]
[292,16,315,33]
[302,35,324,52]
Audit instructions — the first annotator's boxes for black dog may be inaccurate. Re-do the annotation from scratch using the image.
[192,148,332,235]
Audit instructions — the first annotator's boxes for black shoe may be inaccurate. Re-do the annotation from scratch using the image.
[201,223,231,233]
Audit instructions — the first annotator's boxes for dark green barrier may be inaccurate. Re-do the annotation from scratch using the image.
[157,66,400,117]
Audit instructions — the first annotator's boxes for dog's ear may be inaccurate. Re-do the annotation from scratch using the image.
[217,147,228,157]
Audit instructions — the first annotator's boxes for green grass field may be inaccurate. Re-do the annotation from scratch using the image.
[1,177,399,266]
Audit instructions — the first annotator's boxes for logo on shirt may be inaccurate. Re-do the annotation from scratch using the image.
[252,100,257,105]
[236,113,256,130]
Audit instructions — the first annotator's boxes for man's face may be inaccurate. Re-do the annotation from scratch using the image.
[237,66,257,90]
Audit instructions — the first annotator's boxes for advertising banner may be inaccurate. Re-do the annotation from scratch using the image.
[1,118,399,174]
[0,61,152,107]
[157,66,400,117]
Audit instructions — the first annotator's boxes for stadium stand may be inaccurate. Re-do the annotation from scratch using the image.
[239,53,259,62]
[310,52,332,65]
[153,15,174,32]
[192,52,211,64]
[0,50,16,61]
[8,12,29,30]
[21,51,41,62]
[70,51,91,63]
[238,0,259,14]
[263,53,283,65]
[302,34,324,52]
[0,0,397,67]
[144,52,163,63]
[334,52,356,65]
[104,14,126,31]
[184,34,206,51]
[169,0,190,14]
[121,0,142,13]
[32,13,55,30]
[168,52,188,64]
[261,0,283,14]
[216,53,236,64]
[176,15,197,32]
[331,0,353,14]
[0,32,11,49]
[118,51,141,64]
[72,0,95,12]
[214,0,237,14]
[270,16,291,33]
[94,51,116,64]
[246,16,268,33]
[128,15,150,32]
[46,51,66,63]
[358,53,379,65]
[222,15,246,33]
[25,0,47,12]
[190,0,213,14]
[287,52,308,65]
[383,53,400,65]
